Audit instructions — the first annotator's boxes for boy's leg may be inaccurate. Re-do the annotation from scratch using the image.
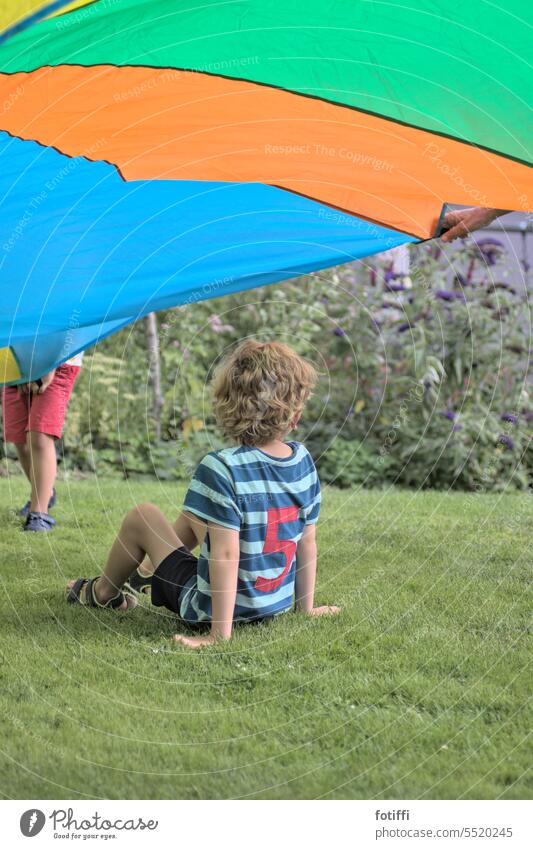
[2,386,31,481]
[175,511,207,550]
[15,442,32,482]
[26,365,80,513]
[95,503,184,603]
[137,510,205,577]
[27,431,57,513]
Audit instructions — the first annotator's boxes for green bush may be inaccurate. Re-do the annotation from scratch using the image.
[3,239,531,490]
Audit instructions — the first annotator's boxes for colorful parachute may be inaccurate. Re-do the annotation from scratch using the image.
[1,0,531,383]
[0,2,92,44]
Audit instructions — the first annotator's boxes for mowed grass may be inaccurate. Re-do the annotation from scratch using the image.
[0,477,531,800]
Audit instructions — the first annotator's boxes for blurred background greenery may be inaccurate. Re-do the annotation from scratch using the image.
[2,239,531,490]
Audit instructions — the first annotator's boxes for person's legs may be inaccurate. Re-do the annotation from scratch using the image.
[15,441,32,482]
[137,510,206,577]
[27,431,57,514]
[24,365,80,515]
[175,511,207,550]
[2,386,31,479]
[95,503,184,603]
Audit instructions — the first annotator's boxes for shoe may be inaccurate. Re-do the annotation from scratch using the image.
[125,567,153,595]
[19,488,56,517]
[23,512,56,532]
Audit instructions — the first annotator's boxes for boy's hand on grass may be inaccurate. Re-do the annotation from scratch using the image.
[173,633,218,649]
[309,605,341,616]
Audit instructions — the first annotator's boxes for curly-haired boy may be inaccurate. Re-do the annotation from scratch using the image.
[66,340,340,647]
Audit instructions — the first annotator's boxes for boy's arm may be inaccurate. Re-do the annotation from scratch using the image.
[295,523,317,612]
[174,522,240,649]
[295,524,340,616]
[208,523,240,640]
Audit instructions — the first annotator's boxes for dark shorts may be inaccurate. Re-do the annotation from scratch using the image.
[151,546,198,616]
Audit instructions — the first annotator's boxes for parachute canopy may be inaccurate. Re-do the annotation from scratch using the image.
[1,0,531,383]
[0,1,92,43]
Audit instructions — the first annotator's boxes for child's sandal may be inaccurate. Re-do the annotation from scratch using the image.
[66,577,135,610]
[125,568,152,595]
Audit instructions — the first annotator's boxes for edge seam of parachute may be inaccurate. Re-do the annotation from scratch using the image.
[0,0,101,46]
[0,125,127,182]
[0,1,79,46]
[52,0,101,23]
[432,203,448,239]
[270,184,423,241]
[415,203,448,244]
[1,62,531,168]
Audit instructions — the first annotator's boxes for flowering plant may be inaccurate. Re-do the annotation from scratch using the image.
[12,238,528,491]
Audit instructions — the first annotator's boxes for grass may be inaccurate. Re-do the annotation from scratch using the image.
[0,476,531,800]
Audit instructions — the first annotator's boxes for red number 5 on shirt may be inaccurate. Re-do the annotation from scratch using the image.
[254,506,299,593]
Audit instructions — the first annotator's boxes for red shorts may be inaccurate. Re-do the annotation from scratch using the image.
[2,365,80,443]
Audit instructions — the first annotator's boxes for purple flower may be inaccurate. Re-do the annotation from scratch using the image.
[397,322,411,333]
[494,282,518,295]
[476,237,505,266]
[209,314,234,333]
[440,410,456,421]
[334,327,346,337]
[385,282,407,292]
[453,424,463,432]
[501,413,518,424]
[384,270,399,282]
[477,237,504,249]
[435,289,455,301]
[498,434,515,450]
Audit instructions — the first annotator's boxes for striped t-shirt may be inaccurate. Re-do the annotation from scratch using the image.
[179,441,321,624]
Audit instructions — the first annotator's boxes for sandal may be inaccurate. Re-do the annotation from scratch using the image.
[66,577,136,610]
[125,567,152,595]
[20,488,56,517]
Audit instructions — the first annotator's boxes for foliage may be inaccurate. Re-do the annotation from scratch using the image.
[2,240,531,490]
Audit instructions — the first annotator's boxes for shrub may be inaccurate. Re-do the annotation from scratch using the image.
[2,239,530,490]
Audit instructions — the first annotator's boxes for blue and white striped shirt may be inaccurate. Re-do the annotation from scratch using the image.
[179,442,321,624]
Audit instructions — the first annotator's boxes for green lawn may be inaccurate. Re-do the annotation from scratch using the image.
[0,477,531,800]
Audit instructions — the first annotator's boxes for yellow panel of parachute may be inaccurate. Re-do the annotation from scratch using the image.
[0,347,21,382]
[0,1,93,30]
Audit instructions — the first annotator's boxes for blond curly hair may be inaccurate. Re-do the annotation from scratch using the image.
[212,340,317,446]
